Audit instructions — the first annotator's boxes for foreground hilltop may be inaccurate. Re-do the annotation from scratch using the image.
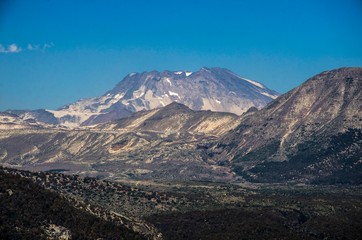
[212,67,362,184]
[7,67,278,127]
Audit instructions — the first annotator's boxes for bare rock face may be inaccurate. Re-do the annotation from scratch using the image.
[212,67,362,184]
[6,109,60,125]
[42,224,72,240]
[0,112,42,130]
[7,67,278,127]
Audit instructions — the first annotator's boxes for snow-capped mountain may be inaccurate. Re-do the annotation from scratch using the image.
[8,67,279,127]
[105,67,279,113]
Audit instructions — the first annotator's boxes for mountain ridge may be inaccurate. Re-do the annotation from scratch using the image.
[0,102,239,181]
[0,67,360,184]
[100,101,240,136]
[7,67,279,127]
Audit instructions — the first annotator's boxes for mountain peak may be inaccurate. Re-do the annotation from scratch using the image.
[164,101,188,108]
[293,67,362,98]
[319,67,362,80]
[201,66,227,71]
[198,66,223,74]
[9,67,279,127]
[200,66,210,71]
[162,101,192,112]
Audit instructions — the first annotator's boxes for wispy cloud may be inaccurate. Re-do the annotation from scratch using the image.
[0,42,54,54]
[27,42,54,51]
[42,42,54,50]
[0,43,22,53]
[27,44,35,50]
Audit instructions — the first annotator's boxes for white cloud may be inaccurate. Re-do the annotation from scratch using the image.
[0,43,21,53]
[0,42,53,54]
[8,44,21,53]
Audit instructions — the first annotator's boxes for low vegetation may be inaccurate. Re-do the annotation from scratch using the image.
[1,167,361,239]
[0,168,145,239]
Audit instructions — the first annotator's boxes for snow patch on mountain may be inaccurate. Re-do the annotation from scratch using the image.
[47,109,92,128]
[185,71,193,77]
[133,90,145,98]
[229,72,265,89]
[260,91,279,99]
[169,91,180,98]
[243,78,265,89]
[164,77,172,86]
[174,71,192,76]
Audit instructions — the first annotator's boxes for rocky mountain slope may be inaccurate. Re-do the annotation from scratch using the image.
[0,103,239,181]
[6,109,60,125]
[101,102,240,136]
[211,67,362,184]
[0,112,42,130]
[7,67,278,127]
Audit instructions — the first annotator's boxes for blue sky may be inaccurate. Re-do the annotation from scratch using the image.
[0,0,361,110]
